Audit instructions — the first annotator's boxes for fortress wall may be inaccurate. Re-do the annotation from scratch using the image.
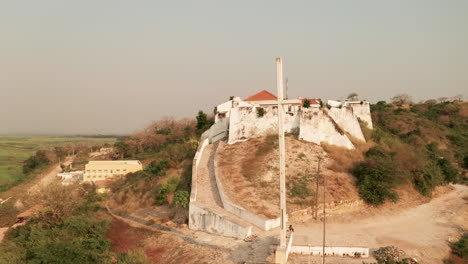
[228,107,299,144]
[208,118,229,143]
[299,109,355,149]
[347,103,373,129]
[327,107,365,141]
[228,107,359,149]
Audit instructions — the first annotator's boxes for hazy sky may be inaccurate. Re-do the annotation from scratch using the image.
[1,1,467,135]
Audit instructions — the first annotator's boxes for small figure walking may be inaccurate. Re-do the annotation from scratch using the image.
[289,225,294,232]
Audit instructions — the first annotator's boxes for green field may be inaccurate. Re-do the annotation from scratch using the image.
[0,136,117,188]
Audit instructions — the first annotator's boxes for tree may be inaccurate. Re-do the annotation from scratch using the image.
[196,111,208,130]
[257,107,265,117]
[196,111,213,136]
[55,146,67,161]
[114,141,130,159]
[347,92,358,101]
[391,94,413,106]
[302,99,311,108]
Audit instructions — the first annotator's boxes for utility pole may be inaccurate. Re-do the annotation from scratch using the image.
[322,171,326,264]
[314,158,321,220]
[276,57,287,248]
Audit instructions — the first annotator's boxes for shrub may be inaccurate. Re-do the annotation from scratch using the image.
[352,147,400,205]
[437,158,459,183]
[451,234,468,260]
[155,185,168,205]
[257,107,265,117]
[290,180,311,199]
[174,191,189,208]
[414,163,444,196]
[23,150,52,174]
[353,161,399,205]
[303,99,311,108]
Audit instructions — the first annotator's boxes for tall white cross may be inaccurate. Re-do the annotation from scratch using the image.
[276,57,288,247]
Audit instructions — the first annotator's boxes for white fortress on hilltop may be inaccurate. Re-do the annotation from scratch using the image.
[205,90,373,149]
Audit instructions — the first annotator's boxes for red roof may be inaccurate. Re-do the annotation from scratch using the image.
[244,90,277,101]
[302,98,320,105]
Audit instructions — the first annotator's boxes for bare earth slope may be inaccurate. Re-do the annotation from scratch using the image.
[216,136,360,218]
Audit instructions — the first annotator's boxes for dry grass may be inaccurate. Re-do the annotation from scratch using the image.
[217,135,361,218]
[321,132,372,173]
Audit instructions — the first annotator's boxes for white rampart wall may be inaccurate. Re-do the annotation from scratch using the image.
[346,102,373,129]
[228,107,300,144]
[214,143,283,230]
[188,138,252,239]
[227,106,362,149]
[299,109,355,149]
[290,245,369,258]
[327,107,365,141]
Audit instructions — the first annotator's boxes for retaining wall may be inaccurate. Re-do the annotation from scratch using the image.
[188,138,252,239]
[189,202,252,239]
[290,245,369,258]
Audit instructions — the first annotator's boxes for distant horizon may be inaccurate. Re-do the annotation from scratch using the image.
[2,1,467,134]
[1,94,464,136]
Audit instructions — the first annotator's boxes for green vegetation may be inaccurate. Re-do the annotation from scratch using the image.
[352,100,466,205]
[174,191,189,208]
[302,99,311,108]
[257,107,265,117]
[352,147,400,205]
[451,234,468,260]
[289,173,313,199]
[110,118,198,211]
[196,111,214,137]
[0,183,139,264]
[0,136,116,192]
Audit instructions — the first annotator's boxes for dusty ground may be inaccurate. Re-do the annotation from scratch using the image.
[290,184,468,264]
[28,157,73,194]
[103,214,229,264]
[216,136,360,218]
[108,184,466,263]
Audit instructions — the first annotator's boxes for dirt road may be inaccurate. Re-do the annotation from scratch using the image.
[28,157,73,194]
[292,184,468,263]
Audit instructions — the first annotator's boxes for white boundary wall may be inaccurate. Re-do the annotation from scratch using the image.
[290,245,369,258]
[189,138,252,239]
[227,106,365,149]
[213,143,283,231]
[299,109,355,149]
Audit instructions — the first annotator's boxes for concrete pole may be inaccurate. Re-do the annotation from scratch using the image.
[276,57,287,248]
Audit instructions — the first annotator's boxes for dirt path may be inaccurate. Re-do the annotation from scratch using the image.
[28,157,73,194]
[196,144,224,208]
[292,184,468,263]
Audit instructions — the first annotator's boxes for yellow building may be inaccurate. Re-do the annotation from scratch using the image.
[83,160,143,182]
